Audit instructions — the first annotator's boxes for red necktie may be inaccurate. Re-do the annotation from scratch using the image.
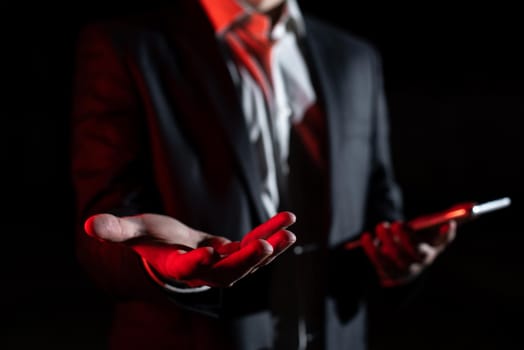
[225,13,275,102]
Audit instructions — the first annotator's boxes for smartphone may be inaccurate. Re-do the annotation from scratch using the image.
[407,197,511,231]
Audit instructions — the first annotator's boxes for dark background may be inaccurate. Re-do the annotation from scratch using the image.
[2,1,522,349]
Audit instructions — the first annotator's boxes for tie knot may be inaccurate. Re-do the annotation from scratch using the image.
[244,12,273,45]
[225,12,276,101]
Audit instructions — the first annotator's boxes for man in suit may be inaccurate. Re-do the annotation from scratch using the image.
[70,0,456,349]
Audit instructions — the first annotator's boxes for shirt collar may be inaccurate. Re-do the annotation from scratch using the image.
[198,0,305,38]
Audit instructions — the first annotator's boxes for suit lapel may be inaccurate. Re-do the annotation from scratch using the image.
[301,32,341,161]
[300,19,349,244]
[165,2,269,224]
[199,49,269,224]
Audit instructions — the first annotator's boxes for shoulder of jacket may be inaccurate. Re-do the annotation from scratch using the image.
[303,15,379,56]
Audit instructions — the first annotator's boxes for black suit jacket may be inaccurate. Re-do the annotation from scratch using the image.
[71,2,403,349]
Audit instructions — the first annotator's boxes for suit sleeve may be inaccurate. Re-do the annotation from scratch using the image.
[70,24,226,317]
[328,45,407,322]
[70,23,163,301]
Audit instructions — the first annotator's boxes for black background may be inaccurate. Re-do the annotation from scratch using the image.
[2,1,522,349]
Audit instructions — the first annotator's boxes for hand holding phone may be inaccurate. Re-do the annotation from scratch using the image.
[345,197,511,250]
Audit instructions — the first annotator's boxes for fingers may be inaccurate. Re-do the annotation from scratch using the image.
[418,243,439,265]
[254,229,296,267]
[216,239,274,271]
[390,222,420,260]
[363,219,458,287]
[375,221,420,271]
[143,239,276,288]
[361,231,388,281]
[266,229,296,254]
[435,219,457,246]
[214,241,241,257]
[362,221,425,287]
[241,211,296,246]
[362,229,417,287]
[375,222,403,269]
[416,220,457,263]
[207,229,295,286]
[163,237,281,287]
[241,214,297,271]
[208,239,275,286]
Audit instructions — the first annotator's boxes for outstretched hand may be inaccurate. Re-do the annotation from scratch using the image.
[84,211,296,288]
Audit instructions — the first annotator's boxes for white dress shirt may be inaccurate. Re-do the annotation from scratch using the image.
[215,0,317,217]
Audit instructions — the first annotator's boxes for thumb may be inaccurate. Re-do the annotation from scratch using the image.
[84,214,145,242]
